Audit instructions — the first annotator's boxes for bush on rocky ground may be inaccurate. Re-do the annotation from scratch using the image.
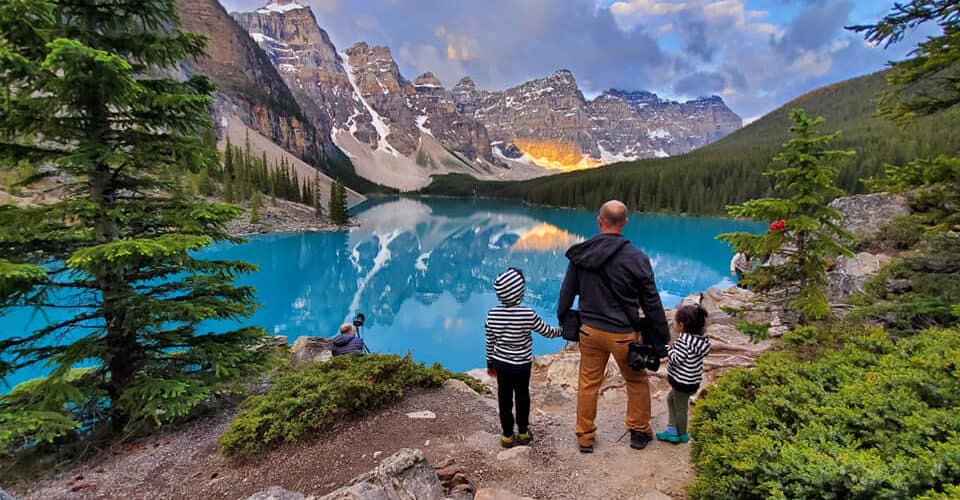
[689,324,960,499]
[220,354,483,456]
[857,215,926,252]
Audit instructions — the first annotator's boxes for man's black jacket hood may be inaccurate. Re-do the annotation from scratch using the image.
[565,233,629,270]
[558,233,670,345]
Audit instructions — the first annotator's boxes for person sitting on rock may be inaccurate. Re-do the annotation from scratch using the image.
[485,267,563,449]
[730,251,753,287]
[331,323,365,356]
[656,304,711,444]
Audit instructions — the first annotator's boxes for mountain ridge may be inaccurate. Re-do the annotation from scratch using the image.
[422,70,960,212]
[226,0,742,189]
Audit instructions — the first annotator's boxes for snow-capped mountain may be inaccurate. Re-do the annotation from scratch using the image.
[231,1,538,190]
[453,71,742,169]
[227,0,742,189]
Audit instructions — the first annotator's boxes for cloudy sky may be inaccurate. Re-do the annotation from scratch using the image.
[219,0,934,121]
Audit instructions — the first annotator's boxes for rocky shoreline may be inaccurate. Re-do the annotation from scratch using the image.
[222,197,359,237]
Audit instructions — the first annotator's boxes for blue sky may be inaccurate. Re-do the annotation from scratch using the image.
[221,0,934,121]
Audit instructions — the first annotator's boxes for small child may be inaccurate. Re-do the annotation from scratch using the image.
[485,267,562,448]
[656,304,711,444]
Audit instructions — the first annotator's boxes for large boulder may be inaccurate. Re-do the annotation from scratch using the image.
[319,449,445,500]
[830,193,910,238]
[290,336,333,364]
[532,343,621,393]
[829,251,894,299]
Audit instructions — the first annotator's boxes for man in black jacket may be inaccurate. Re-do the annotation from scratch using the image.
[558,200,670,453]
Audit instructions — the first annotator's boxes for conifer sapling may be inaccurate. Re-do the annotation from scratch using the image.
[719,108,855,323]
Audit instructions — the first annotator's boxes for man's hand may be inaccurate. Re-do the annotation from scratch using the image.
[487,368,497,378]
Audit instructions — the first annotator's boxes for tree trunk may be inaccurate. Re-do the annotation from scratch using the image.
[86,99,137,432]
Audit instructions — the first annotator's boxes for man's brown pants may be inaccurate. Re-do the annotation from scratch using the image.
[576,324,651,447]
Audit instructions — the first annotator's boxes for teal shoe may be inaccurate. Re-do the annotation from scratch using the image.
[678,434,690,443]
[656,430,680,443]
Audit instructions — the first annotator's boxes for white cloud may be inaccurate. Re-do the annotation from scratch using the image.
[786,50,833,78]
[396,42,467,85]
[610,0,687,16]
[703,0,782,37]
[434,25,479,62]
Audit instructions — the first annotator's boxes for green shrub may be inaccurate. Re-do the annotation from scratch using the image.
[689,325,960,499]
[852,232,960,334]
[219,354,483,456]
[865,215,926,251]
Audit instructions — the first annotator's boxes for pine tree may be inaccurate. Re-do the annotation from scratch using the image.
[337,181,350,224]
[848,1,960,123]
[250,190,262,224]
[328,179,349,225]
[718,109,856,322]
[0,0,267,441]
[224,173,235,203]
[314,171,324,219]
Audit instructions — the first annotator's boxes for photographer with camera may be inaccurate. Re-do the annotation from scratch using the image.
[557,200,670,453]
[331,314,368,356]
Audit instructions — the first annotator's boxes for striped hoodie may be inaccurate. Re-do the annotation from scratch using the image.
[667,332,711,392]
[485,268,562,368]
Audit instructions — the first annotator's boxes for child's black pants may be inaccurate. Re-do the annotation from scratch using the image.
[493,360,532,437]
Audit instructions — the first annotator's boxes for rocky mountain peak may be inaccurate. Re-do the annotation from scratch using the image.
[550,69,577,84]
[175,0,332,164]
[226,4,743,184]
[345,43,405,85]
[602,89,663,109]
[414,72,443,88]
[454,76,476,90]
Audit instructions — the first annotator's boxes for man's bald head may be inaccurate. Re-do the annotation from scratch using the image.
[598,200,628,233]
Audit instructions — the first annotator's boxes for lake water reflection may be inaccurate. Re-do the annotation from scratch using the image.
[202,197,763,372]
[1,197,764,386]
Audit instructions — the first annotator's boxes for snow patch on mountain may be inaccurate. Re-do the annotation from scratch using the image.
[647,128,672,140]
[257,1,305,13]
[598,143,639,163]
[340,51,402,158]
[415,115,433,136]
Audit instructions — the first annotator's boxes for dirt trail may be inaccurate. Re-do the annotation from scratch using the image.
[10,375,694,500]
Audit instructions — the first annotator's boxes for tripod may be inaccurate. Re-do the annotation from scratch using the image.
[354,313,372,354]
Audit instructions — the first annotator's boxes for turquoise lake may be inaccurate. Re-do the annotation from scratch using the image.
[1,198,763,388]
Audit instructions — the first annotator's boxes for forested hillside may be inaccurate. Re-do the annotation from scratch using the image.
[422,70,960,214]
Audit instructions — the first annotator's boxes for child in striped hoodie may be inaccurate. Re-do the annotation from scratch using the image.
[656,304,711,444]
[485,267,563,448]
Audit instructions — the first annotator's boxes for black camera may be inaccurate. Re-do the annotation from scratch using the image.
[627,343,668,371]
[352,313,365,328]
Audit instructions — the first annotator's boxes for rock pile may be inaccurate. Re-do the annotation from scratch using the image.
[246,449,478,500]
[290,335,333,364]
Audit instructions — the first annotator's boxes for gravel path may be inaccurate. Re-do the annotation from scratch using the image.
[10,372,693,500]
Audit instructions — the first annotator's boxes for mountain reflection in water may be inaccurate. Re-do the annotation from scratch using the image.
[0,197,765,384]
[201,198,763,371]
